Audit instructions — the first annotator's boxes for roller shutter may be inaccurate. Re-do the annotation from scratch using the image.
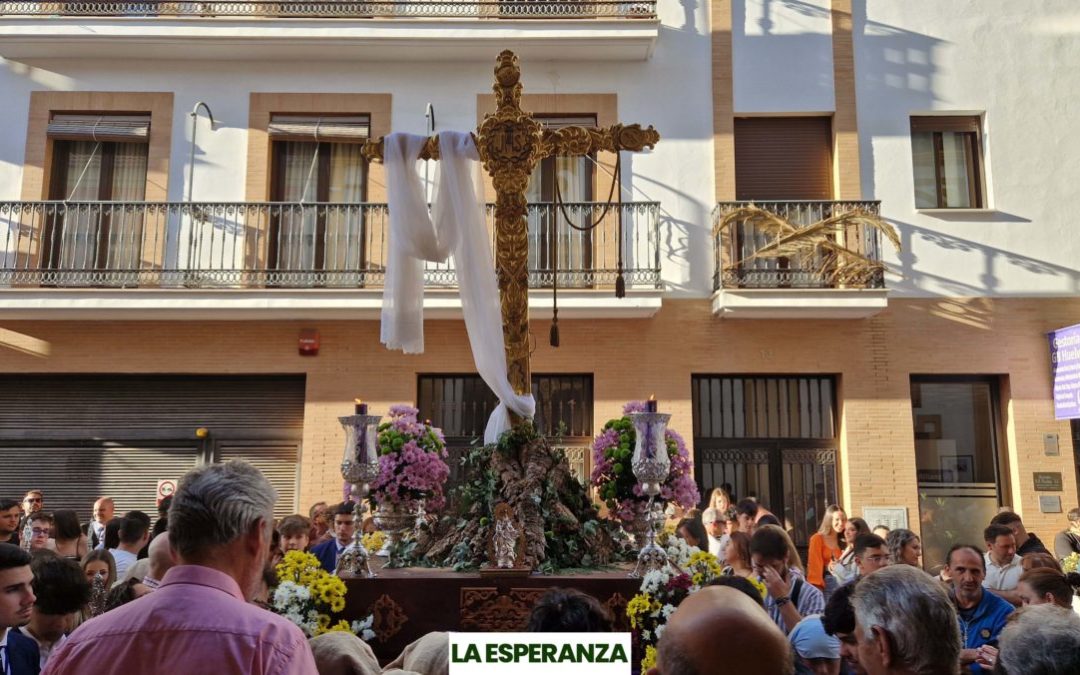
[268,115,370,144]
[734,116,833,200]
[0,375,305,522]
[47,114,152,144]
[218,442,301,519]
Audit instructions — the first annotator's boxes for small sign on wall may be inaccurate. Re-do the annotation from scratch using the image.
[156,479,178,506]
[1039,495,1062,514]
[1033,472,1063,492]
[1044,434,1060,456]
[862,506,908,531]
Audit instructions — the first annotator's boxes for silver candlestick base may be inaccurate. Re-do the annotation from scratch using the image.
[336,486,376,578]
[630,496,669,578]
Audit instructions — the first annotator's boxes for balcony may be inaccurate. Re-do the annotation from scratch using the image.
[0,0,659,62]
[0,200,662,319]
[711,200,890,320]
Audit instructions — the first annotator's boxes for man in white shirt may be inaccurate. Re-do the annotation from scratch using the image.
[701,508,730,560]
[983,523,1023,606]
[109,511,151,581]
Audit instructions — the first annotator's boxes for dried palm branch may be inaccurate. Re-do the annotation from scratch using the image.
[715,206,900,287]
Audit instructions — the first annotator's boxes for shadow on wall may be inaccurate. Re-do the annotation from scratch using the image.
[888,219,1080,298]
[732,0,837,106]
[849,0,947,200]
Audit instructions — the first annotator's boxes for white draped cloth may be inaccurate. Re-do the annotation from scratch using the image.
[381,131,535,444]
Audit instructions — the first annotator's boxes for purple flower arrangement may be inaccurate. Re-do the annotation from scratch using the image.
[371,405,451,511]
[590,401,700,525]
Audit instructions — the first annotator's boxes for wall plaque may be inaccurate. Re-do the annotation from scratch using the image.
[862,507,908,531]
[1033,472,1063,492]
[1039,495,1062,513]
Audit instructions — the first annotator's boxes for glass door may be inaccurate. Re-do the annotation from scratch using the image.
[912,377,1003,572]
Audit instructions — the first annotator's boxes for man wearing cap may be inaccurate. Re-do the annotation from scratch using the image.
[789,615,841,675]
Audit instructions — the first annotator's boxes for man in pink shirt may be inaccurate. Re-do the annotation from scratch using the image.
[44,461,317,675]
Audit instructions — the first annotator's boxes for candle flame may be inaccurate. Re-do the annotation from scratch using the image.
[354,398,363,405]
[649,394,656,401]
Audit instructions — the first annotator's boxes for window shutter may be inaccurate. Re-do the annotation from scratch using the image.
[734,117,834,201]
[268,115,371,144]
[910,116,981,134]
[47,114,152,144]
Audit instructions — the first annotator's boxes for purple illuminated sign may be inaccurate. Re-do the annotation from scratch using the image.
[1049,322,1080,420]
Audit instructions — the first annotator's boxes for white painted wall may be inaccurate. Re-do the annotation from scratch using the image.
[733,0,836,114]
[1,0,1077,299]
[0,0,715,296]
[855,0,1080,297]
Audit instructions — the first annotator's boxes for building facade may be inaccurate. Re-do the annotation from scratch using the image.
[0,0,1077,567]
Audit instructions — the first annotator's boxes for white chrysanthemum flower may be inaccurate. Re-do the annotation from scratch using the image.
[661,603,676,618]
[655,623,666,640]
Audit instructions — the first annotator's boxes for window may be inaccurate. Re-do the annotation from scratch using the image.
[910,116,985,208]
[268,115,369,275]
[527,116,596,286]
[417,373,595,487]
[44,114,151,275]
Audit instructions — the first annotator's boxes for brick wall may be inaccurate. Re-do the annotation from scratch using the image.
[1,296,1076,542]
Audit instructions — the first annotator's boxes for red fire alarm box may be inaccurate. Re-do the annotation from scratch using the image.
[298,329,320,356]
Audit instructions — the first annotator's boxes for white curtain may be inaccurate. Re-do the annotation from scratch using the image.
[277,141,319,270]
[326,143,366,271]
[527,156,590,285]
[57,141,146,273]
[382,131,535,443]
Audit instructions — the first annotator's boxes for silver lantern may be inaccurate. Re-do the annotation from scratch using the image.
[629,404,671,578]
[337,403,382,578]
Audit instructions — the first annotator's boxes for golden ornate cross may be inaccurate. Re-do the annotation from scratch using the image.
[362,50,659,415]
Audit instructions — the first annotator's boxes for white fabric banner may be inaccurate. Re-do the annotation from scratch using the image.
[382,131,535,443]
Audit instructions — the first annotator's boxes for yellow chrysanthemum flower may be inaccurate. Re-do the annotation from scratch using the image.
[641,645,657,671]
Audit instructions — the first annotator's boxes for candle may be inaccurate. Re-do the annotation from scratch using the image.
[355,399,368,415]
[646,396,658,413]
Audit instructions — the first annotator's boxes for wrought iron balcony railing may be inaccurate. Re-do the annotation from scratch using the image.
[0,0,656,19]
[0,200,660,291]
[712,200,885,290]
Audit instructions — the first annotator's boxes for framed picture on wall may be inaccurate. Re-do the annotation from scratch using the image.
[915,414,943,440]
[940,455,974,483]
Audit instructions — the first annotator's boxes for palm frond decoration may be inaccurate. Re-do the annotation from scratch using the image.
[715,206,901,287]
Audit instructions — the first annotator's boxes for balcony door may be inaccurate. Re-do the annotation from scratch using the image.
[268,115,368,284]
[526,116,595,288]
[44,115,150,282]
[732,116,833,287]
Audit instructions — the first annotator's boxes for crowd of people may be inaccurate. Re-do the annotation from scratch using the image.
[3,472,1080,674]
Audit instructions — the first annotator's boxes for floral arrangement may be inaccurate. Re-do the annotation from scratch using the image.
[626,545,766,671]
[1064,552,1080,574]
[272,551,375,640]
[361,530,387,554]
[372,405,451,511]
[590,401,700,525]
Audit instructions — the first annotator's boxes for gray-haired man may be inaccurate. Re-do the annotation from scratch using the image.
[851,564,961,675]
[45,461,317,675]
[701,507,729,559]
